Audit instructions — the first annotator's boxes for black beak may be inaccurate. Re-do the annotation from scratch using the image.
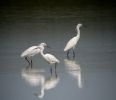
[47,45,51,49]
[83,25,87,28]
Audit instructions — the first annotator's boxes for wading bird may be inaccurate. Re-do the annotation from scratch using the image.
[21,43,47,67]
[64,23,82,58]
[39,46,60,75]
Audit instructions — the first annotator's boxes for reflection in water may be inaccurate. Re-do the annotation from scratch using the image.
[21,67,59,98]
[36,75,59,98]
[21,67,45,86]
[64,59,83,88]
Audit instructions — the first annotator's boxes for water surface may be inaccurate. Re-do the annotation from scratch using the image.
[0,5,116,100]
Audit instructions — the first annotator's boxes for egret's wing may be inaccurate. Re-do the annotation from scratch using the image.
[64,36,77,51]
[45,54,59,63]
[21,46,39,57]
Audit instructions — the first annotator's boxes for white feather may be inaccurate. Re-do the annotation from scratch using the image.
[64,23,82,52]
[21,46,40,57]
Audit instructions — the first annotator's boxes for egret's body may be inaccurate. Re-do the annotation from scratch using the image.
[64,23,82,58]
[21,43,47,67]
[39,46,60,74]
[21,46,40,58]
[42,54,60,64]
[64,36,79,51]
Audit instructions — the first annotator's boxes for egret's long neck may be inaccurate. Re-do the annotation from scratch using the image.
[76,26,80,38]
[40,50,44,57]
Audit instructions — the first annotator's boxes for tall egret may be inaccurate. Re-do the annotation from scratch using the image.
[64,23,82,58]
[39,46,60,75]
[21,43,47,67]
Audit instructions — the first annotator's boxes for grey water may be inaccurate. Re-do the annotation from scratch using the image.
[0,5,116,100]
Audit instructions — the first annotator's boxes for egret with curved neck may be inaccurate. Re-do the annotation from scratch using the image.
[39,46,60,75]
[64,23,82,58]
[21,43,47,68]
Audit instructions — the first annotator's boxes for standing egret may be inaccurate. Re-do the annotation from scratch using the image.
[39,46,60,75]
[64,23,82,58]
[21,43,47,67]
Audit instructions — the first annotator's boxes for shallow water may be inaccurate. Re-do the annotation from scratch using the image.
[0,5,116,100]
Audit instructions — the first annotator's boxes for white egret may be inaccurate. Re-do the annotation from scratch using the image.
[39,46,60,75]
[21,43,47,67]
[64,23,82,58]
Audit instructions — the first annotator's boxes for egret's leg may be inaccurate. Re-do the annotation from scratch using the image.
[55,63,57,78]
[73,49,75,58]
[31,59,33,68]
[67,50,70,59]
[50,67,52,76]
[25,57,30,66]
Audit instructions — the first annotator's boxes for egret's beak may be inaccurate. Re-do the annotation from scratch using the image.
[83,24,87,28]
[47,45,51,49]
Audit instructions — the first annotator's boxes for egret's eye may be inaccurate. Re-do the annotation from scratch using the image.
[35,47,41,50]
[35,47,38,49]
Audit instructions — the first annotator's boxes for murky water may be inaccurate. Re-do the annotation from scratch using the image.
[0,4,116,100]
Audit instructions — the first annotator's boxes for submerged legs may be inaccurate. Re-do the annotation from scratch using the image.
[25,57,30,66]
[50,66,52,76]
[66,49,75,59]
[73,49,75,59]
[55,63,57,78]
[31,59,33,68]
[25,57,32,68]
[67,50,70,59]
[50,63,58,78]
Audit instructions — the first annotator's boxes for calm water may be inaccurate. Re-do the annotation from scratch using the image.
[0,5,116,100]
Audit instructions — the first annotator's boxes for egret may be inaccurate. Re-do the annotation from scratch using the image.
[39,46,60,75]
[64,23,82,58]
[21,43,47,67]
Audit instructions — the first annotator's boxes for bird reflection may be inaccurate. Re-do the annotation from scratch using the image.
[21,67,59,98]
[64,59,83,88]
[35,75,59,98]
[21,67,45,87]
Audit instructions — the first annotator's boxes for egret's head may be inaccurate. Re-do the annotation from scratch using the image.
[38,46,44,52]
[77,23,82,28]
[39,43,47,47]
